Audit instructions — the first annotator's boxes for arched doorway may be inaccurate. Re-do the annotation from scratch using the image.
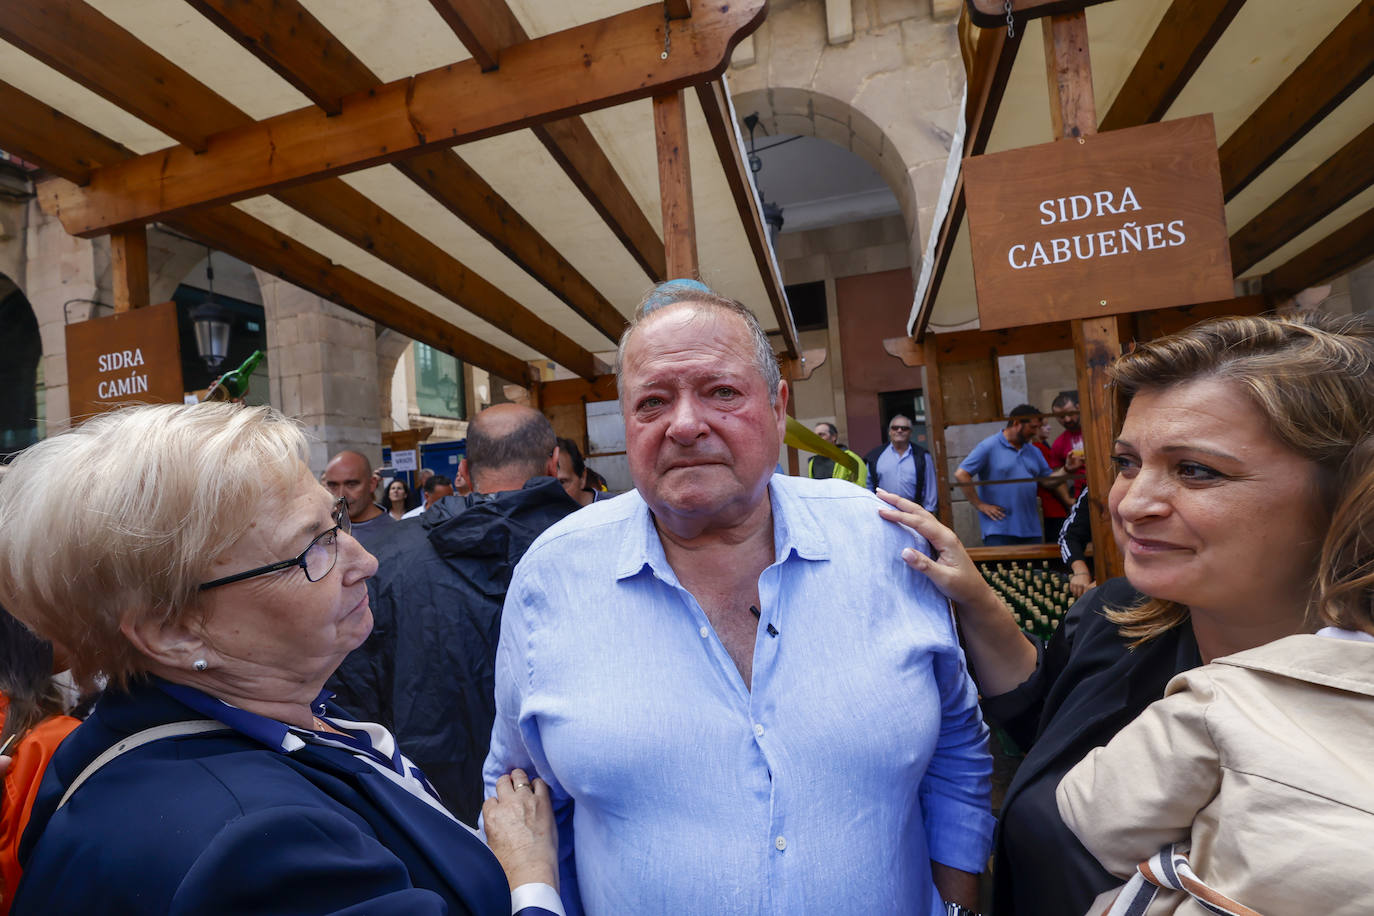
[0,276,42,455]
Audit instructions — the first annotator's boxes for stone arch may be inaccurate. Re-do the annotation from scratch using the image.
[0,274,43,453]
[726,1,965,276]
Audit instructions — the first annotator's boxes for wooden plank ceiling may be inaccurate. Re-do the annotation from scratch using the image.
[913,0,1374,335]
[0,0,793,384]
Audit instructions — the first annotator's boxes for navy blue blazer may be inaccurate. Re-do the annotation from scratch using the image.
[14,680,558,915]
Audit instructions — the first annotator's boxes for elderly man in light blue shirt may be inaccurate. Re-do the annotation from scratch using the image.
[484,282,994,915]
[872,414,939,512]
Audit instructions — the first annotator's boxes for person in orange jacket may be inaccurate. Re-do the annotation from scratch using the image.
[0,609,80,915]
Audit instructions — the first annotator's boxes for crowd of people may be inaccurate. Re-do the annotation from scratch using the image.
[0,280,1370,915]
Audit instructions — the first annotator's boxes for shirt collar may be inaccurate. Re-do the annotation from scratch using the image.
[614,475,829,585]
[154,678,332,753]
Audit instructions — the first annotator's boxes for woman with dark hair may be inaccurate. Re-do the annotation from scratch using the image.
[878,312,1374,915]
[0,608,79,914]
[385,477,412,521]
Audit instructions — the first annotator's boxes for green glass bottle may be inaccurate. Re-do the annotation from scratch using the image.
[205,349,265,402]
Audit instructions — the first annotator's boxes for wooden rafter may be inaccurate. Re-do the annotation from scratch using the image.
[1229,122,1374,274]
[423,0,667,282]
[1218,0,1374,200]
[185,0,626,349]
[0,80,532,384]
[40,0,766,237]
[110,227,150,312]
[695,78,799,357]
[653,91,699,280]
[6,0,604,378]
[183,0,378,117]
[1262,209,1374,299]
[0,1,243,153]
[1098,0,1247,131]
[910,24,1020,340]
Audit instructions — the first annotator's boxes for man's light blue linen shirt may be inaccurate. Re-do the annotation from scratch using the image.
[484,476,994,915]
[873,443,939,513]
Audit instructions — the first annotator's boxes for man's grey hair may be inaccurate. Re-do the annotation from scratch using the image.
[614,280,781,405]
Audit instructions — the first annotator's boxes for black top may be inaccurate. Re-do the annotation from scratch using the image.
[328,477,579,824]
[980,578,1202,916]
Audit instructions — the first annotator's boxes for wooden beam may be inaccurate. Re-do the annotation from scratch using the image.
[1099,0,1247,131]
[395,151,628,343]
[1132,295,1267,339]
[0,79,133,181]
[653,90,699,280]
[922,335,953,525]
[0,81,534,385]
[1229,122,1374,274]
[911,24,1020,340]
[1262,208,1374,299]
[1043,12,1096,140]
[1045,11,1123,580]
[666,0,693,18]
[41,0,767,237]
[183,0,376,115]
[426,0,525,71]
[537,374,619,409]
[695,78,799,357]
[532,118,667,283]
[1219,0,1374,200]
[427,0,666,282]
[11,1,604,378]
[186,0,627,346]
[110,227,150,313]
[966,0,1114,28]
[0,0,248,152]
[170,207,534,384]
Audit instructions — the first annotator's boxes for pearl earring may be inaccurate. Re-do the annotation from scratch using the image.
[193,659,209,672]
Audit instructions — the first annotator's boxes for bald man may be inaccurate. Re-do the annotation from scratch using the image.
[328,404,580,823]
[323,449,395,553]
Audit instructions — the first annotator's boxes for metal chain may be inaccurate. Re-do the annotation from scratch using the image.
[1005,0,1016,38]
[661,3,671,60]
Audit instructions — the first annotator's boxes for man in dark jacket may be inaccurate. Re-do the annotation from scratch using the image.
[328,403,579,824]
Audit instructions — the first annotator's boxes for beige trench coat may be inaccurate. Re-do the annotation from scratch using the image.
[1056,634,1374,916]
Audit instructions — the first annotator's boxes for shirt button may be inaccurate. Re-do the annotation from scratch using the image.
[774,836,787,851]
[753,723,765,738]
[699,626,709,638]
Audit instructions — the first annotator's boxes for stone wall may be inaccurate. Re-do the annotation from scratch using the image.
[254,269,382,474]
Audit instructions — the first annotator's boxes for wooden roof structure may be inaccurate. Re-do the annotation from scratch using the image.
[0,0,794,387]
[913,0,1373,336]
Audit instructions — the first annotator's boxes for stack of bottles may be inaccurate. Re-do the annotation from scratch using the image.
[976,560,1074,640]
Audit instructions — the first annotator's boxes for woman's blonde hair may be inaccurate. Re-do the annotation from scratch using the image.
[0,403,310,689]
[1105,312,1374,644]
[1318,435,1374,636]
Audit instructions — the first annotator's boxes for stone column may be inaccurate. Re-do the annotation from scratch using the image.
[24,200,100,433]
[254,269,383,474]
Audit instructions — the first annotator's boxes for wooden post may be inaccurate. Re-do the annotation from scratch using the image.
[653,90,699,279]
[922,335,953,526]
[111,226,149,312]
[1044,12,1125,580]
[784,374,800,476]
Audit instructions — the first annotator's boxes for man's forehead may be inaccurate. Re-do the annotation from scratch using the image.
[624,308,758,379]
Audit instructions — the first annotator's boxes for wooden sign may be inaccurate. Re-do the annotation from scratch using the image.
[66,300,184,419]
[965,0,1114,29]
[962,115,1233,330]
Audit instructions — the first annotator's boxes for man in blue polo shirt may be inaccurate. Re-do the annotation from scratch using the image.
[955,404,1073,546]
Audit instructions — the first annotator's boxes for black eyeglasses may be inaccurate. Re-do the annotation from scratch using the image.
[889,425,912,431]
[199,498,352,591]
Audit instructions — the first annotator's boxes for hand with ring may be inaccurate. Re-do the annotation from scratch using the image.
[483,768,559,892]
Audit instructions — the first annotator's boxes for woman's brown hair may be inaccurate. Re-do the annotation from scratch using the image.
[1105,312,1374,644]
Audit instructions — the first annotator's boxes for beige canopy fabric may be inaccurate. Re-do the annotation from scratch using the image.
[0,0,792,382]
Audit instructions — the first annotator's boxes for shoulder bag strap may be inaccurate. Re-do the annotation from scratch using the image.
[57,719,227,811]
[1101,843,1266,916]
